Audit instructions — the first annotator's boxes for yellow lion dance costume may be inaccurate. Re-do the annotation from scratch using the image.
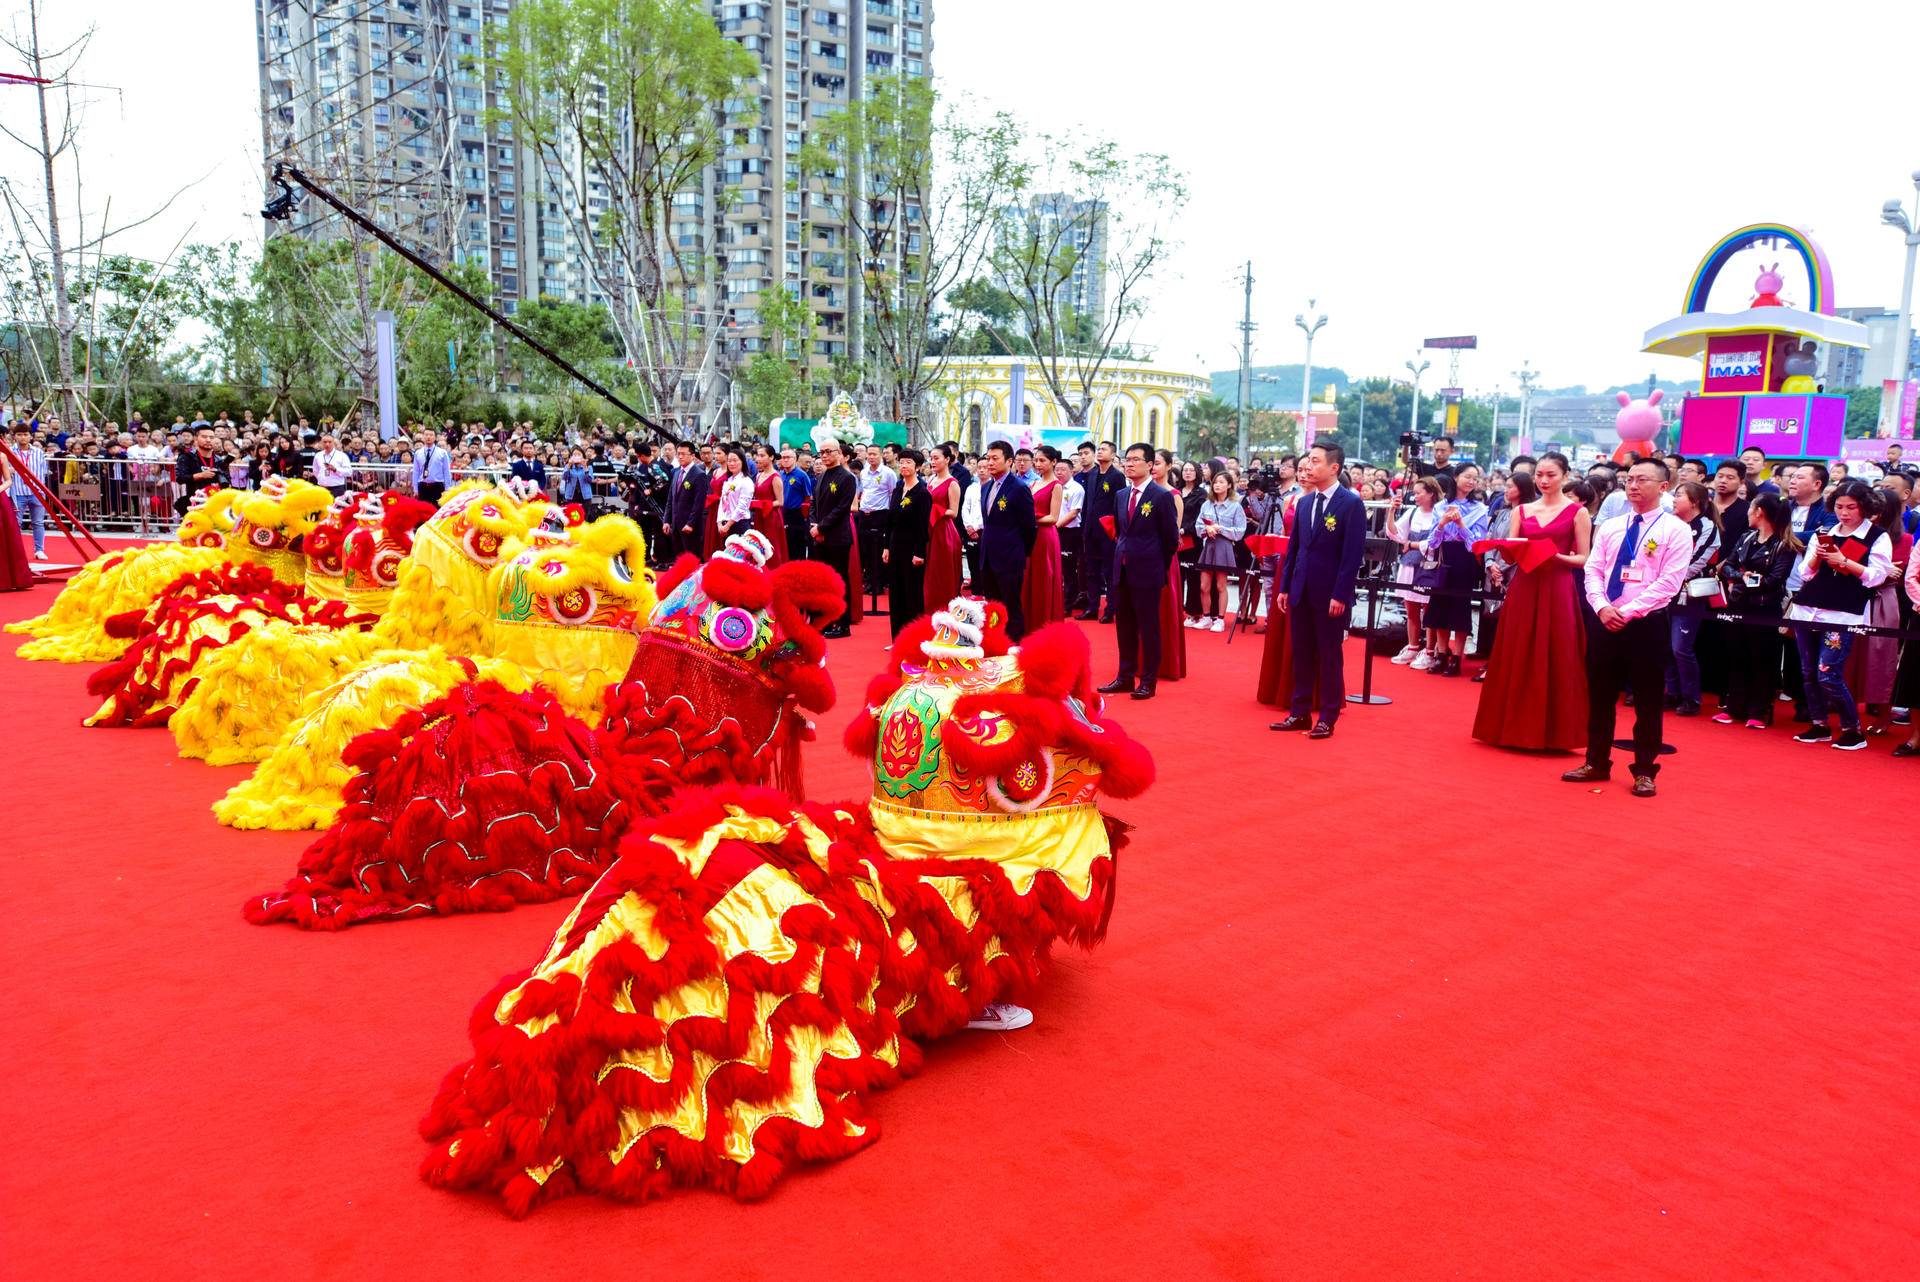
[214,507,655,831]
[170,492,437,766]
[179,479,549,772]
[5,487,240,663]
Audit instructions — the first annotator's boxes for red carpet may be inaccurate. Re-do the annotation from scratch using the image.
[3,579,1917,1281]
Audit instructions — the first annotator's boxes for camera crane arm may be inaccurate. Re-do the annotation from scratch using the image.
[261,162,678,447]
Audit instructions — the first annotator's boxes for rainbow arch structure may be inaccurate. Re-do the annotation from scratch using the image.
[1682,223,1836,316]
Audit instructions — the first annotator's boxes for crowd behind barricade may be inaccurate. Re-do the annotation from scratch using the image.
[7,400,1917,755]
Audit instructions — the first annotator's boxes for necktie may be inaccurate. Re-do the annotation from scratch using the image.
[1305,492,1321,538]
[1128,487,1141,522]
[1606,514,1644,602]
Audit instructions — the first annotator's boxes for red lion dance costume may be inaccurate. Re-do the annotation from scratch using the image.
[245,530,843,931]
[418,595,1154,1216]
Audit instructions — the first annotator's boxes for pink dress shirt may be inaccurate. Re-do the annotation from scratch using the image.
[1582,507,1694,620]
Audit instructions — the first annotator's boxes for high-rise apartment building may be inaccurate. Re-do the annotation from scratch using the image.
[714,1,933,370]
[1005,193,1109,327]
[256,0,935,416]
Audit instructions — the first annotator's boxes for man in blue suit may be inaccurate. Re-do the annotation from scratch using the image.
[1097,442,1179,700]
[975,440,1036,639]
[1272,442,1366,738]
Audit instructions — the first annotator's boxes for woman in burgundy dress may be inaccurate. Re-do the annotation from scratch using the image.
[1152,449,1185,680]
[1021,446,1066,631]
[0,448,33,592]
[922,444,964,612]
[749,444,790,566]
[1471,452,1591,750]
[1255,491,1300,707]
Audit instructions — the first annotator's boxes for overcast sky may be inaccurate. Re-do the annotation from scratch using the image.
[9,0,1920,394]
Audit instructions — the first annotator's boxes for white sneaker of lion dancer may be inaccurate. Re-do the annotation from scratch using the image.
[966,1002,1033,1032]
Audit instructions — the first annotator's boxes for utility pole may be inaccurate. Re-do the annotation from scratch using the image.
[1237,261,1255,463]
[1511,360,1539,454]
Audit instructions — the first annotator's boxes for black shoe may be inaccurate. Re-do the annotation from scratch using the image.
[1561,763,1611,783]
[1270,715,1312,732]
[1673,701,1701,717]
[1470,667,1488,684]
[1445,656,1463,677]
[1076,609,1099,621]
[1100,613,1117,625]
[1130,682,1156,700]
[1832,729,1869,751]
[1307,721,1334,739]
[822,624,851,639]
[1892,742,1919,758]
[1096,677,1134,696]
[1792,725,1832,745]
[1631,774,1657,798]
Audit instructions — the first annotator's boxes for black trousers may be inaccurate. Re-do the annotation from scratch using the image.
[975,552,1027,640]
[1723,615,1781,722]
[1288,594,1347,723]
[817,543,852,626]
[1061,539,1081,610]
[784,509,809,560]
[672,523,702,560]
[1083,525,1115,615]
[857,511,888,590]
[1113,567,1163,684]
[1585,608,1671,776]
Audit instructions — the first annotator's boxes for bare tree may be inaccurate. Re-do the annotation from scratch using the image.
[990,137,1186,429]
[804,75,1023,442]
[0,0,198,426]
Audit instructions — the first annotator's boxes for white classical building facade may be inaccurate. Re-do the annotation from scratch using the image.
[923,355,1210,453]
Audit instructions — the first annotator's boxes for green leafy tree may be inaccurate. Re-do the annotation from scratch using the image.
[488,0,757,425]
[505,296,619,393]
[400,259,497,423]
[1176,394,1238,460]
[733,283,818,428]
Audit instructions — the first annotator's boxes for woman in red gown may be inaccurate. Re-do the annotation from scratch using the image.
[1152,449,1185,681]
[0,448,33,592]
[1255,492,1299,706]
[922,444,964,611]
[1471,452,1591,750]
[749,445,789,566]
[1021,446,1066,631]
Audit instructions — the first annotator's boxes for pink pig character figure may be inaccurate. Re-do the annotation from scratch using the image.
[1750,262,1786,308]
[1610,389,1664,465]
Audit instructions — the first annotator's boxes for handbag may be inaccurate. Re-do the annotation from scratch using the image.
[1410,556,1444,592]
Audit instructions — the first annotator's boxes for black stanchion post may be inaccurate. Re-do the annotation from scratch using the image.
[1346,579,1393,707]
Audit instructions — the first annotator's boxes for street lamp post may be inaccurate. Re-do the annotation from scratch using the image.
[1295,301,1327,450]
[1883,170,1920,390]
[1405,357,1430,454]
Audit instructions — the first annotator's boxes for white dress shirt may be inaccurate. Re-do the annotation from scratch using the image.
[1059,477,1084,529]
[961,480,984,532]
[312,448,353,487]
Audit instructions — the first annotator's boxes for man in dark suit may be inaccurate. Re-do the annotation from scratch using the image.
[1096,442,1178,700]
[974,440,1036,639]
[810,438,858,637]
[1079,439,1122,621]
[668,440,710,561]
[1271,442,1366,738]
